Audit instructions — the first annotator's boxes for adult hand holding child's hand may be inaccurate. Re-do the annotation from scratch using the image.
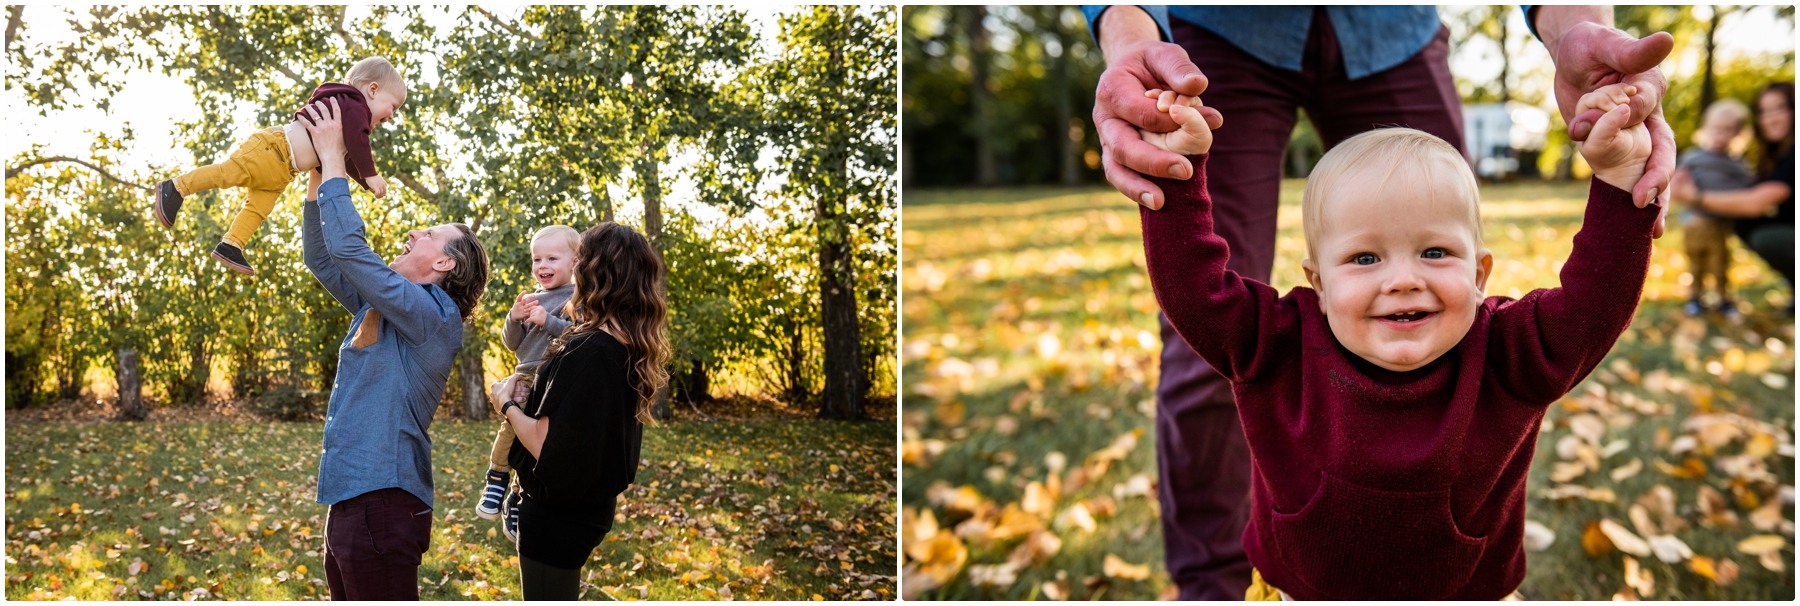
[1575,83,1653,195]
[1139,88,1214,158]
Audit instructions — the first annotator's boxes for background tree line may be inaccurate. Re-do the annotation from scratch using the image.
[5,5,897,420]
[903,5,1793,188]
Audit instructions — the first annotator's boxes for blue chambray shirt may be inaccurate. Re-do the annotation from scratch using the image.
[304,178,463,508]
[1081,6,1442,80]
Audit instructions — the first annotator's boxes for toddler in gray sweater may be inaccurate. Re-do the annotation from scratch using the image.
[478,225,581,536]
[1678,99,1755,318]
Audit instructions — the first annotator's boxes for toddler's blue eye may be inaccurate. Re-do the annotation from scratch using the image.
[1423,248,1446,259]
[1353,253,1377,265]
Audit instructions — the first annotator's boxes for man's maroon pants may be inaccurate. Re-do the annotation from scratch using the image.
[1156,9,1466,600]
[323,487,433,600]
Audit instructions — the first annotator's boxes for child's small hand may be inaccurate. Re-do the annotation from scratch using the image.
[510,373,532,403]
[367,175,388,199]
[1138,88,1213,156]
[509,291,539,321]
[1575,83,1652,194]
[527,305,548,327]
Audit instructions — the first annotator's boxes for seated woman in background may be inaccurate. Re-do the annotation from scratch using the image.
[1672,82,1795,315]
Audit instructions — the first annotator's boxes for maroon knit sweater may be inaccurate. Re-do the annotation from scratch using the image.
[295,83,378,191]
[1142,155,1656,600]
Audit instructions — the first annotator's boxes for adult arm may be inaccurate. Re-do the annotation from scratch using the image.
[1671,167,1794,218]
[1534,5,1675,227]
[505,401,548,459]
[303,99,456,345]
[1140,155,1296,382]
[1488,180,1659,402]
[302,167,366,314]
[1089,6,1222,210]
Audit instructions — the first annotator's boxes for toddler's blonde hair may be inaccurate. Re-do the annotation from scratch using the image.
[1692,98,1749,151]
[532,225,582,255]
[1301,128,1482,263]
[345,56,406,92]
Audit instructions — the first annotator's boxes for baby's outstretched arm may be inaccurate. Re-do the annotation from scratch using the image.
[1486,83,1659,402]
[1137,103,1296,383]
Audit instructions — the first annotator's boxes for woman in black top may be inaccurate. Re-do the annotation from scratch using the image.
[487,221,670,600]
[1673,82,1795,307]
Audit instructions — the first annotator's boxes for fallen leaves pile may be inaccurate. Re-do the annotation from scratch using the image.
[5,418,896,600]
[902,182,1794,600]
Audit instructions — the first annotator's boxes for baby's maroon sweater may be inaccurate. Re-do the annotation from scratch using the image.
[1142,155,1656,600]
[296,83,379,191]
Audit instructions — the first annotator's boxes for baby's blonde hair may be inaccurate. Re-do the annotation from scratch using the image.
[345,56,406,93]
[1692,98,1749,150]
[532,225,582,255]
[1301,128,1482,263]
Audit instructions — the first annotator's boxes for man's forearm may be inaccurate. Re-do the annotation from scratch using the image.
[1098,6,1162,64]
[1535,6,1613,56]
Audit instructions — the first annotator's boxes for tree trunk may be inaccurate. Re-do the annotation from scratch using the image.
[651,383,672,421]
[639,157,663,244]
[460,319,488,419]
[1498,13,1511,102]
[783,316,808,403]
[678,359,710,404]
[963,5,999,186]
[1050,25,1081,187]
[1700,10,1721,112]
[817,211,866,420]
[116,348,145,421]
[596,182,614,222]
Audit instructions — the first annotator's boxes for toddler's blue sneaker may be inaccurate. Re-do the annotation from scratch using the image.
[502,489,522,545]
[1682,299,1705,317]
[476,468,508,520]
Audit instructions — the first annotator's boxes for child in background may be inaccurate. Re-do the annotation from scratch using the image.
[479,225,582,543]
[1677,99,1755,318]
[1134,84,1655,599]
[154,56,402,275]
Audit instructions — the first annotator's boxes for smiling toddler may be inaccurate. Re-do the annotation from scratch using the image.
[1135,85,1657,599]
[478,225,582,538]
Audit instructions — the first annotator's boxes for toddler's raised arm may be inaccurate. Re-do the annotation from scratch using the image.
[1141,154,1299,384]
[1487,85,1658,401]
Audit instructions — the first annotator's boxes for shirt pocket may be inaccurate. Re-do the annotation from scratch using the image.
[1269,471,1488,600]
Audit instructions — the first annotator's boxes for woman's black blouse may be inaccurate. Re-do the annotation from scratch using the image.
[509,330,643,513]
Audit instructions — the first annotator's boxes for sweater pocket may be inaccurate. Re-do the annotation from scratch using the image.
[1269,472,1487,600]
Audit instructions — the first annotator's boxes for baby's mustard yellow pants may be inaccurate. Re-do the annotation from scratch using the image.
[1245,568,1522,600]
[174,126,298,249]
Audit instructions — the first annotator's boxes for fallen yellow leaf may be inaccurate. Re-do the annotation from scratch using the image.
[1736,534,1786,556]
[1582,521,1614,557]
[1102,554,1149,581]
[1599,519,1651,557]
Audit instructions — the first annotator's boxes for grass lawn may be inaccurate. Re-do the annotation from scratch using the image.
[4,416,896,600]
[900,181,1795,600]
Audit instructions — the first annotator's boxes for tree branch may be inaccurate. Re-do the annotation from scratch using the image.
[274,63,309,89]
[392,171,437,201]
[474,6,540,42]
[6,5,22,56]
[7,156,150,191]
[334,6,360,52]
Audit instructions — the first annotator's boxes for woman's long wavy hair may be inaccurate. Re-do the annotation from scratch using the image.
[543,222,669,424]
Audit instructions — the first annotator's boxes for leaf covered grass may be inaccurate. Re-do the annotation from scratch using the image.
[4,417,896,600]
[900,181,1794,600]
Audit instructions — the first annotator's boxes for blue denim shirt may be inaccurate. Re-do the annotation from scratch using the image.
[304,178,463,508]
[1082,6,1442,80]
